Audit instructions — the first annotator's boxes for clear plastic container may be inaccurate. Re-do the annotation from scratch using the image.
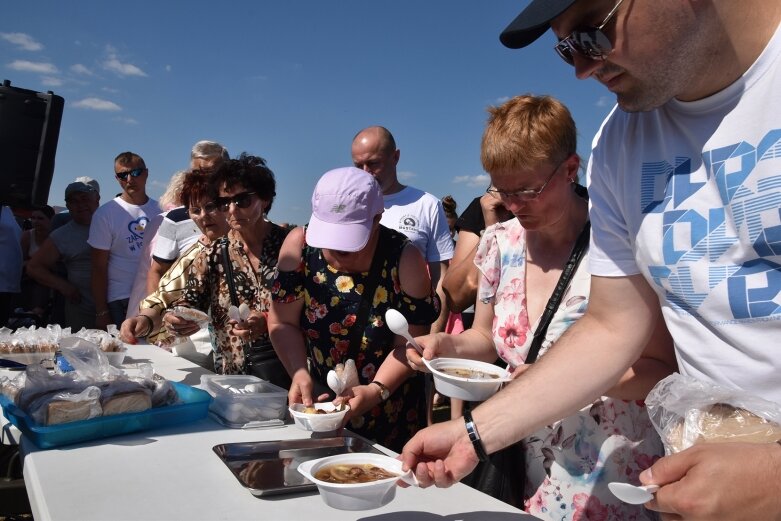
[200,375,287,427]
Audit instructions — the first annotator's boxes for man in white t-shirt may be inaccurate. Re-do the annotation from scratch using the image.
[401,1,781,519]
[351,126,454,334]
[89,151,159,329]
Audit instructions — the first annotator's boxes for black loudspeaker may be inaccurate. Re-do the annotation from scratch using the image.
[0,79,65,208]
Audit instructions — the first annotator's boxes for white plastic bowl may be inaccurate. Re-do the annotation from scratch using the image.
[297,452,416,510]
[288,402,350,432]
[423,357,511,401]
[103,348,127,367]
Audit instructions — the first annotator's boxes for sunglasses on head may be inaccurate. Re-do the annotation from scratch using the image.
[187,201,223,216]
[554,0,624,66]
[217,191,256,212]
[115,167,146,181]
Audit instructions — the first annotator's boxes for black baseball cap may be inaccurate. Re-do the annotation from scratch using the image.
[500,0,577,49]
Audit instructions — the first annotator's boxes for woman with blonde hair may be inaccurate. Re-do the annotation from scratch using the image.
[408,94,676,518]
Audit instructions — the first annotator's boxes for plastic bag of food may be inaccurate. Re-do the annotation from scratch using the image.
[130,364,178,407]
[0,372,26,402]
[15,365,91,425]
[65,326,124,353]
[0,324,61,356]
[27,385,102,425]
[57,337,126,382]
[645,373,781,455]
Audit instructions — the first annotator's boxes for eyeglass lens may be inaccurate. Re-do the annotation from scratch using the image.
[487,159,565,201]
[188,202,221,216]
[218,192,256,211]
[555,0,623,65]
[116,168,145,180]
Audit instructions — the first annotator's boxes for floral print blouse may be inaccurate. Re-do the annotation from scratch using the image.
[272,225,439,453]
[174,225,288,374]
[476,218,662,521]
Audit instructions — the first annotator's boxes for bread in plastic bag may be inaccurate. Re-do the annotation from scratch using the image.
[645,373,781,455]
[6,345,177,426]
[29,385,102,425]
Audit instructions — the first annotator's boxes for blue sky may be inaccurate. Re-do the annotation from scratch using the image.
[3,1,615,226]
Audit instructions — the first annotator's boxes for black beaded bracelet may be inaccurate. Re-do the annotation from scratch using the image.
[463,410,489,463]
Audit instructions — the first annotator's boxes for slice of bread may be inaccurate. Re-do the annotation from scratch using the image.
[102,391,152,416]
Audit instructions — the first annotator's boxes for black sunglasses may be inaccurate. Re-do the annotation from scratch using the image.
[187,201,224,216]
[115,167,146,181]
[554,0,624,66]
[217,191,257,212]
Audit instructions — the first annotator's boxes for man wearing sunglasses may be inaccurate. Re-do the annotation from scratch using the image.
[401,1,781,520]
[88,151,159,330]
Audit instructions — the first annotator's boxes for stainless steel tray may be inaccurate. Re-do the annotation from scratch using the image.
[213,436,384,496]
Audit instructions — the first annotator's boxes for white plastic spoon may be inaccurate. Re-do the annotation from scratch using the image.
[385,309,423,353]
[608,482,660,505]
[398,468,420,487]
[326,369,343,395]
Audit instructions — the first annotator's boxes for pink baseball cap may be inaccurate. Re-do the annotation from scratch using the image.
[306,167,384,252]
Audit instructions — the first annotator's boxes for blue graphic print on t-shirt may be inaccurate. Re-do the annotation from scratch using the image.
[640,129,781,321]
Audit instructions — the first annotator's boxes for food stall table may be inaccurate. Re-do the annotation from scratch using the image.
[7,344,538,520]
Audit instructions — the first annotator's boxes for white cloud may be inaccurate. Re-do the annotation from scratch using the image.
[453,174,490,187]
[0,32,43,51]
[494,96,511,105]
[70,63,93,76]
[72,97,122,111]
[596,96,614,108]
[41,76,63,87]
[165,64,172,72]
[8,60,58,74]
[398,170,417,181]
[103,49,147,77]
[114,116,139,125]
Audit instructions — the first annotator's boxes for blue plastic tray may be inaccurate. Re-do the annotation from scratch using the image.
[0,382,212,449]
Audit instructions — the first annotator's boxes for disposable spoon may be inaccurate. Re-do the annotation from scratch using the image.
[384,309,423,353]
[608,482,660,505]
[326,370,343,395]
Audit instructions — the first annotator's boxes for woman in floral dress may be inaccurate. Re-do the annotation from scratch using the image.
[164,154,289,386]
[269,167,439,453]
[408,95,677,520]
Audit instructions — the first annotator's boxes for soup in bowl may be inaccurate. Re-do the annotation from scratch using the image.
[297,453,416,510]
[423,357,511,402]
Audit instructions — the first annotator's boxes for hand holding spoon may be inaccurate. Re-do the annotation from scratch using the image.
[385,309,423,353]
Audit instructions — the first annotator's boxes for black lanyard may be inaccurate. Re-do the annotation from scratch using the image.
[525,221,591,364]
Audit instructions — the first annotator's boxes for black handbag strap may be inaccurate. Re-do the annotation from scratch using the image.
[525,221,591,364]
[220,237,260,364]
[221,237,239,307]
